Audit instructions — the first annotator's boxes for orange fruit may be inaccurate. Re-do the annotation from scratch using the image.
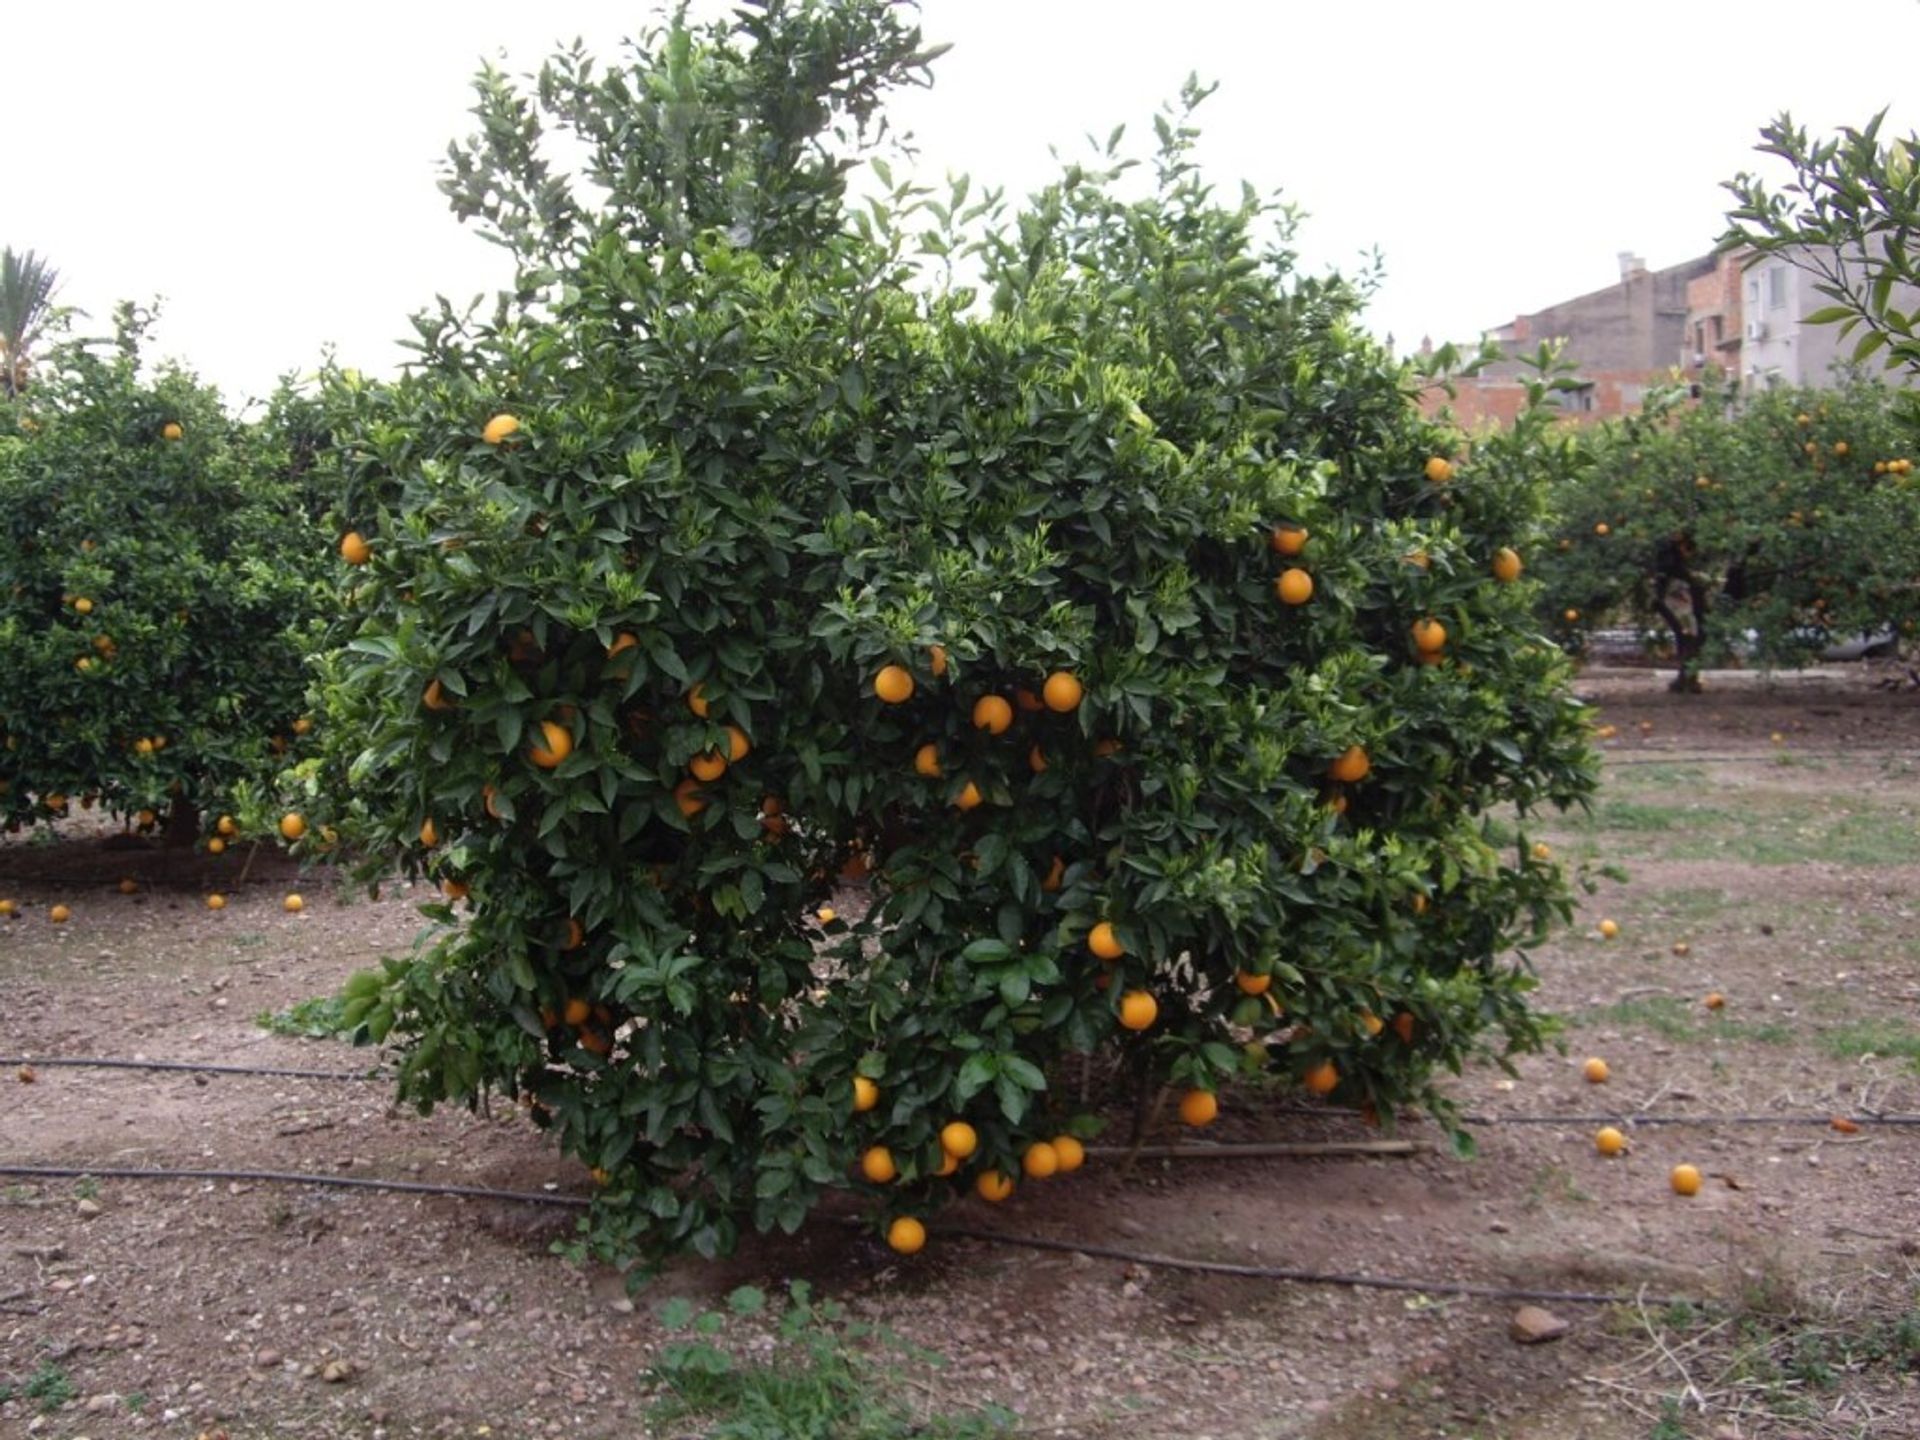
[940,1121,978,1158]
[1043,671,1083,712]
[689,750,728,782]
[1701,990,1726,1011]
[1583,1057,1611,1084]
[1050,1135,1085,1172]
[1491,547,1523,583]
[207,837,226,856]
[1411,618,1448,654]
[1595,1126,1626,1157]
[1532,842,1552,861]
[673,777,707,818]
[954,781,983,812]
[48,904,71,924]
[1178,1089,1218,1127]
[419,817,439,847]
[686,684,711,718]
[442,878,470,902]
[528,720,573,769]
[1594,522,1610,537]
[971,695,1013,734]
[1328,745,1370,784]
[1234,970,1270,996]
[292,716,313,736]
[73,597,93,615]
[886,1216,927,1254]
[339,531,371,565]
[483,785,504,820]
[934,1149,960,1176]
[1270,524,1308,556]
[118,878,138,895]
[0,900,16,917]
[564,918,585,951]
[1028,744,1047,774]
[1833,440,1848,457]
[1564,608,1580,623]
[1087,921,1124,961]
[853,1076,880,1113]
[1022,1142,1060,1179]
[873,665,915,704]
[562,997,592,1027]
[606,632,638,659]
[162,421,183,441]
[1040,855,1065,892]
[928,644,948,678]
[283,893,304,913]
[206,893,226,911]
[914,743,942,778]
[1275,568,1313,605]
[1015,688,1045,713]
[1424,456,1454,484]
[135,808,157,830]
[481,413,520,445]
[1093,738,1122,758]
[1358,1010,1385,1038]
[725,725,751,763]
[279,813,307,841]
[1830,1116,1861,1134]
[1118,990,1158,1031]
[422,678,453,712]
[860,1146,897,1184]
[1670,1164,1702,1197]
[816,906,836,924]
[1598,919,1619,940]
[975,1170,1015,1203]
[1302,1060,1339,1096]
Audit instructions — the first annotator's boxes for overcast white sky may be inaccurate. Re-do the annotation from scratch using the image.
[11,1,1917,403]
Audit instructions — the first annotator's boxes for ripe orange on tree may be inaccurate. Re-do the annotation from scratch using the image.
[1275,567,1313,605]
[971,694,1013,733]
[1178,1089,1218,1127]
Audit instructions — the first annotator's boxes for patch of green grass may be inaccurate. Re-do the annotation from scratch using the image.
[22,1361,75,1413]
[1572,996,1795,1046]
[646,1283,1013,1440]
[1818,1018,1920,1070]
[1590,799,1735,833]
[255,994,353,1040]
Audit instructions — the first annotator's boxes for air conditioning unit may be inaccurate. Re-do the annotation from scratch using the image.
[1745,319,1768,341]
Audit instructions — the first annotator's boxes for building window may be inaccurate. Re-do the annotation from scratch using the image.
[1767,266,1788,310]
[1552,384,1595,414]
[1747,276,1760,307]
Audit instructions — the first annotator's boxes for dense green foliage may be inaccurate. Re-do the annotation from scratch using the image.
[306,0,1595,1270]
[1531,378,1920,689]
[0,307,331,834]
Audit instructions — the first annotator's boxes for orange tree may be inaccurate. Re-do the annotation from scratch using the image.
[0,306,331,836]
[309,0,1595,1270]
[1533,377,1920,690]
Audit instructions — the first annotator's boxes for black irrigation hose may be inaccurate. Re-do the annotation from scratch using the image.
[0,1163,588,1209]
[1464,1112,1920,1128]
[0,1162,1691,1309]
[10,1058,1920,1133]
[901,1225,1694,1308]
[2,1056,385,1082]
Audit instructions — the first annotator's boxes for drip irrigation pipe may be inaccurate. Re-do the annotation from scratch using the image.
[0,1162,1693,1309]
[0,1163,586,1209]
[2,1056,385,1082]
[8,1057,1918,1133]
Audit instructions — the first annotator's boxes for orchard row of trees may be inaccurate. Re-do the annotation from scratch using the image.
[2,0,1915,1272]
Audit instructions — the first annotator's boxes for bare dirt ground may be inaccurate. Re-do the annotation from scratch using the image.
[3,667,1918,1440]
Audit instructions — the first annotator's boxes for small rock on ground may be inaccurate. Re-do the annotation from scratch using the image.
[1508,1305,1571,1344]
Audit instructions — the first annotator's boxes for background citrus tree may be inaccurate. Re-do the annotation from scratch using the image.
[308,0,1596,1271]
[0,305,332,838]
[1532,376,1920,690]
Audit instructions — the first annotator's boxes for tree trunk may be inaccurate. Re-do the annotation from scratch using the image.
[164,799,200,849]
[1652,574,1705,694]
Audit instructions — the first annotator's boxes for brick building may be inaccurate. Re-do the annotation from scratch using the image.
[1423,251,1719,427]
